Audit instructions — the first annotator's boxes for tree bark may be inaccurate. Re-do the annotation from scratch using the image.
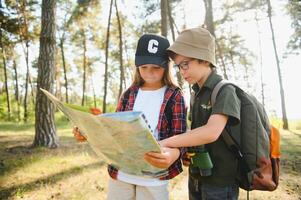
[23,43,29,122]
[0,30,11,120]
[55,52,61,100]
[255,12,265,107]
[203,0,228,79]
[167,0,175,41]
[167,0,184,88]
[81,31,87,106]
[27,44,35,106]
[16,2,32,121]
[161,0,168,37]
[229,50,237,80]
[91,78,97,108]
[204,0,214,34]
[59,36,69,103]
[13,59,21,121]
[103,0,114,113]
[58,7,70,103]
[115,0,124,99]
[267,0,289,130]
[34,0,59,148]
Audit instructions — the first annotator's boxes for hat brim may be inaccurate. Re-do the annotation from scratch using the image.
[167,42,216,67]
[135,56,168,68]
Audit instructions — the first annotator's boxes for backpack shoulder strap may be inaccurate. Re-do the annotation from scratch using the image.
[211,80,251,172]
[211,80,237,146]
[211,80,232,106]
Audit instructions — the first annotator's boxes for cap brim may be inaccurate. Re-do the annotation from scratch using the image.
[135,56,168,68]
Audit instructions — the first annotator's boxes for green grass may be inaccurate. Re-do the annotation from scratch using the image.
[270,118,301,131]
[288,119,301,132]
[0,120,106,200]
[0,119,301,200]
[0,123,34,132]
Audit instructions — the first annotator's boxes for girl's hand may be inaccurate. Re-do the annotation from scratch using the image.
[72,127,87,142]
[144,147,180,169]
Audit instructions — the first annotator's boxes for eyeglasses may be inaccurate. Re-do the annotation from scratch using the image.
[173,59,195,71]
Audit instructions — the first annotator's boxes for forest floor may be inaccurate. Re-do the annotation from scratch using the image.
[0,121,301,200]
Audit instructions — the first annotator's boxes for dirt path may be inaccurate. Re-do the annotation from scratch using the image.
[170,169,301,200]
[170,168,189,200]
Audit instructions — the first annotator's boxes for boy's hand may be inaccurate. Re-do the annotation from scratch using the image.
[144,147,180,169]
[72,127,87,142]
[158,139,168,147]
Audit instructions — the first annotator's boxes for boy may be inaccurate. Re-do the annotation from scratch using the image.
[145,27,241,200]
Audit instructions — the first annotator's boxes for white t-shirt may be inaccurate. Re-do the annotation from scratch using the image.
[117,85,168,186]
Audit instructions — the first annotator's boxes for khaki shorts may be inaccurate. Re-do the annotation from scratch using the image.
[107,178,169,200]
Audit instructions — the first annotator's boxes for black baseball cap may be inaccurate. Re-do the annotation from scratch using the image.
[135,34,170,69]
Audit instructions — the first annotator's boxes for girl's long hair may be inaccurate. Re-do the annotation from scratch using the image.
[131,63,177,88]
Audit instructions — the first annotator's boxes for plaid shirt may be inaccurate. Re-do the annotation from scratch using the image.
[108,85,187,180]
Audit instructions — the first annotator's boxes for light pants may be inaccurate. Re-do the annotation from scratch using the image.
[107,178,169,200]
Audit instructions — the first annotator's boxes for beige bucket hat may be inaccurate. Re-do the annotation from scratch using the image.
[167,27,216,66]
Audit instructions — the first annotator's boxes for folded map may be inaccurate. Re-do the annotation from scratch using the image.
[40,88,167,178]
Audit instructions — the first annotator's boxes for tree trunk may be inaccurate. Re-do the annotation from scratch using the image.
[13,59,21,121]
[81,31,87,106]
[55,53,61,100]
[167,0,175,41]
[161,0,168,37]
[0,30,11,120]
[16,0,30,121]
[167,0,184,88]
[243,63,251,89]
[103,0,114,113]
[267,0,288,130]
[255,11,265,107]
[59,36,69,103]
[22,41,36,121]
[123,39,131,89]
[23,45,29,122]
[91,78,97,108]
[26,42,36,106]
[204,0,214,34]
[203,0,228,79]
[229,50,237,80]
[34,0,59,148]
[115,0,124,99]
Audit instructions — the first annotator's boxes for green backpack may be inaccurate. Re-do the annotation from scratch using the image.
[211,80,280,191]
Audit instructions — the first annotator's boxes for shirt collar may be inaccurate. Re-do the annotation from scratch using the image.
[192,71,223,93]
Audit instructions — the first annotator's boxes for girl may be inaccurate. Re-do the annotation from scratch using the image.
[74,34,187,200]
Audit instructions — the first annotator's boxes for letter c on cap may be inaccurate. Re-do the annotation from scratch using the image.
[148,39,159,54]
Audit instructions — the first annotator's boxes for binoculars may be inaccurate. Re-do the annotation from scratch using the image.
[188,146,213,177]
